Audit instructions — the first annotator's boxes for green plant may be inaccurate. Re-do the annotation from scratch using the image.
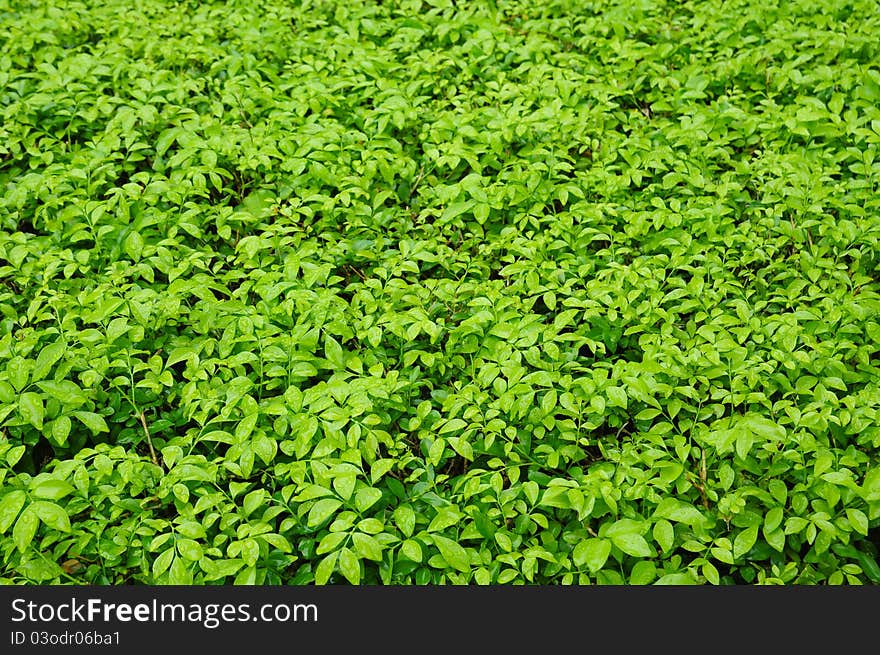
[1,0,880,585]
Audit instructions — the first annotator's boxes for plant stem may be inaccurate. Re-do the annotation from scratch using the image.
[139,410,160,468]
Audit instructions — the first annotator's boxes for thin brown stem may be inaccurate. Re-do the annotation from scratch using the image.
[138,410,160,468]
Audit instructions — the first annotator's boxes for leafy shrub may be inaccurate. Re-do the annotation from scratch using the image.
[1,0,880,585]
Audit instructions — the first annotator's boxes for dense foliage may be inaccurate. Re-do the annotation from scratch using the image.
[1,0,880,585]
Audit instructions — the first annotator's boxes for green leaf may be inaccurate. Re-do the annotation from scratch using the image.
[401,539,422,562]
[439,418,467,434]
[630,560,657,585]
[742,415,786,441]
[72,411,108,434]
[846,508,869,536]
[653,498,706,526]
[763,526,785,552]
[33,341,65,381]
[316,532,347,555]
[431,534,470,572]
[332,474,356,501]
[862,468,880,502]
[652,519,675,553]
[5,445,25,467]
[702,561,720,585]
[307,499,342,528]
[50,416,72,446]
[19,392,44,430]
[355,487,382,513]
[352,532,384,561]
[314,552,338,585]
[153,548,175,579]
[176,539,203,561]
[235,413,258,441]
[734,525,759,559]
[13,506,39,552]
[32,480,75,501]
[18,557,62,582]
[767,480,787,505]
[32,502,70,532]
[541,389,557,413]
[36,381,87,406]
[252,435,277,464]
[168,557,192,584]
[124,231,144,261]
[337,547,360,584]
[7,356,30,392]
[573,538,611,573]
[233,565,256,585]
[427,506,462,533]
[0,491,27,533]
[261,533,292,553]
[764,507,784,533]
[606,386,627,410]
[325,334,345,369]
[370,458,395,484]
[393,505,416,537]
[242,489,266,516]
[610,533,653,558]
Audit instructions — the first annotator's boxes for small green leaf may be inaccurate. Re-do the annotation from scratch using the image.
[702,561,720,585]
[316,532,347,555]
[846,508,869,536]
[352,532,383,561]
[168,557,192,584]
[629,560,657,585]
[332,474,357,501]
[5,446,25,467]
[124,231,144,261]
[763,526,785,552]
[7,356,30,392]
[440,418,467,434]
[19,392,44,430]
[314,552,338,585]
[307,499,342,527]
[573,538,611,573]
[337,547,360,584]
[653,498,706,526]
[325,335,345,369]
[431,534,470,572]
[764,507,784,533]
[50,416,72,446]
[33,341,65,381]
[0,491,27,533]
[252,434,277,464]
[261,533,292,553]
[370,458,395,483]
[767,480,787,505]
[242,489,266,516]
[355,487,382,513]
[401,539,422,562]
[428,506,462,533]
[393,505,416,537]
[72,411,108,434]
[606,386,627,409]
[734,525,759,559]
[653,519,675,553]
[13,506,40,552]
[32,480,75,501]
[33,501,70,532]
[610,533,653,558]
[176,539,203,561]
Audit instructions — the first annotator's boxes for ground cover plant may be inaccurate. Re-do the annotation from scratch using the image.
[1,0,880,585]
